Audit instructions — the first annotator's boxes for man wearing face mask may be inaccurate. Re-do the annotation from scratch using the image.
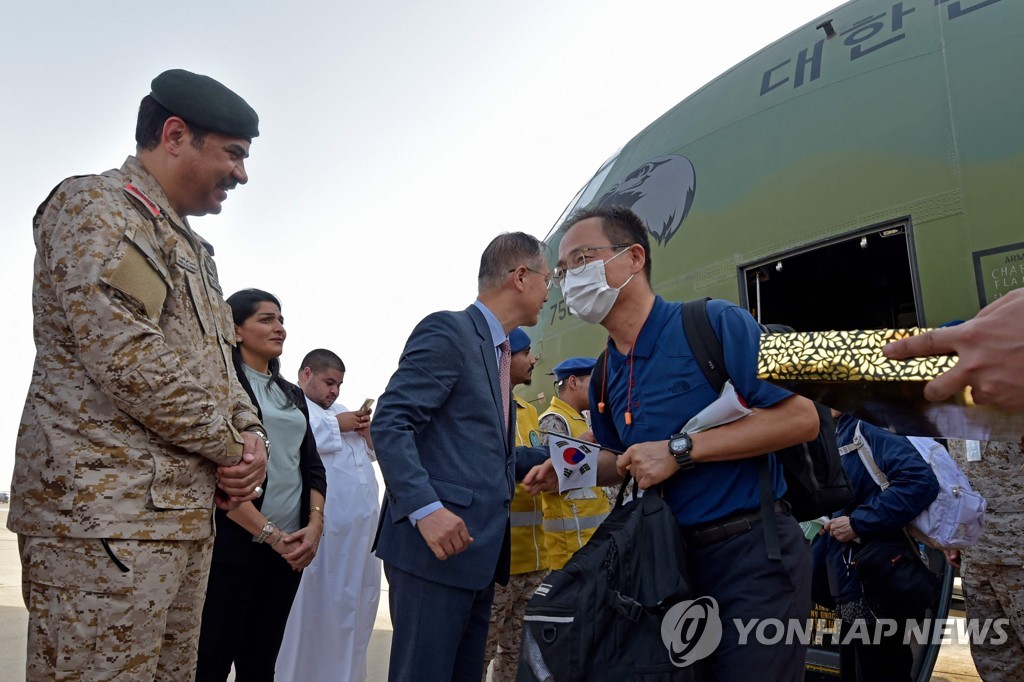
[525,205,818,681]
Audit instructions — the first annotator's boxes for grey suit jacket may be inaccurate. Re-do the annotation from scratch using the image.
[371,305,515,590]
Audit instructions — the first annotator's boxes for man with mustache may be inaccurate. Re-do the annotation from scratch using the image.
[8,69,268,681]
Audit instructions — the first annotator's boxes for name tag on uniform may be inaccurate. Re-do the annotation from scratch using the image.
[204,258,223,294]
[176,253,199,274]
[966,440,982,462]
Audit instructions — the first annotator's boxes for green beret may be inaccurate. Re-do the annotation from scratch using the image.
[150,69,259,139]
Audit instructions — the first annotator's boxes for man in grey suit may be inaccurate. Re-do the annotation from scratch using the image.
[372,232,550,681]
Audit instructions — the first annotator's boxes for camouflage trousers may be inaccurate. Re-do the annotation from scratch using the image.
[19,534,214,681]
[482,569,548,682]
[961,559,1024,682]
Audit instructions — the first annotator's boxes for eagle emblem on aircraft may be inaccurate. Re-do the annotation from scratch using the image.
[597,154,696,246]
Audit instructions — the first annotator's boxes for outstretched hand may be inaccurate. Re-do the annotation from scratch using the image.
[883,288,1024,411]
[523,459,558,495]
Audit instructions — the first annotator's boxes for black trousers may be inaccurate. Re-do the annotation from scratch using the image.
[687,512,813,682]
[196,542,302,682]
[838,617,915,682]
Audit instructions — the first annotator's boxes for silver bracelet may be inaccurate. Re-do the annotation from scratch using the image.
[245,426,272,460]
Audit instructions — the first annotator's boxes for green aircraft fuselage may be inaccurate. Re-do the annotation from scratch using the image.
[529,0,1022,381]
[523,2,1017,679]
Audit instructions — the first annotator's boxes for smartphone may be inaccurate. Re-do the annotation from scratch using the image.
[360,398,375,412]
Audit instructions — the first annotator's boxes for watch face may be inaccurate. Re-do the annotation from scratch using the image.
[670,434,691,453]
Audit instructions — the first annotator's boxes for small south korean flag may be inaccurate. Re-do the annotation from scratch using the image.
[549,437,599,493]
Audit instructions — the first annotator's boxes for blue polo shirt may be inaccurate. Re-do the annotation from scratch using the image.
[589,296,794,527]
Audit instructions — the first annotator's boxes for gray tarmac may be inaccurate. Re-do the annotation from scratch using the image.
[0,505,391,681]
[0,505,978,681]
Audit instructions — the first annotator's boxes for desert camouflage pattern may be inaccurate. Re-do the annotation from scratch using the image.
[482,568,548,682]
[8,156,260,540]
[21,534,214,681]
[948,439,1024,680]
[947,439,1024,566]
[959,560,1024,682]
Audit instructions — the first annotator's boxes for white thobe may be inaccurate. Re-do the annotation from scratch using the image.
[277,399,382,682]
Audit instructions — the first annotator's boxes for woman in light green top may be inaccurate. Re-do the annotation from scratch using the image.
[197,289,327,682]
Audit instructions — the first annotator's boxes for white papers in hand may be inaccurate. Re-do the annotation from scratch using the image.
[682,380,752,434]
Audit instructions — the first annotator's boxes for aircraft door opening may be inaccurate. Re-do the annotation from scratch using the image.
[741,221,920,332]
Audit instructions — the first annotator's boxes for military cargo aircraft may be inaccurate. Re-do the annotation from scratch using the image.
[523,0,1020,678]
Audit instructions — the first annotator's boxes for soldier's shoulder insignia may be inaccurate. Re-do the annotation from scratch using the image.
[123,183,162,218]
[530,431,542,447]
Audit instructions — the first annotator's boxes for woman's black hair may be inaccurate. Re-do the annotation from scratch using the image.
[227,288,302,410]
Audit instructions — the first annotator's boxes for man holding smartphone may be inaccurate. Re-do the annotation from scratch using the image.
[276,349,380,682]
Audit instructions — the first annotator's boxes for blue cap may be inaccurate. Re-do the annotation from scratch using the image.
[508,328,532,354]
[551,356,596,381]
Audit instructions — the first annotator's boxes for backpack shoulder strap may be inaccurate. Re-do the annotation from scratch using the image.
[848,421,890,490]
[682,298,782,560]
[681,298,728,394]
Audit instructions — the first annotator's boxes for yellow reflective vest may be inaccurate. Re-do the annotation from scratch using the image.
[509,397,548,574]
[539,396,610,570]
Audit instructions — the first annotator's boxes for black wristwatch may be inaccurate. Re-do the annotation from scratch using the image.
[668,432,695,472]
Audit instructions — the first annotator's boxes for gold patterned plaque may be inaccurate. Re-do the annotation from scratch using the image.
[758,329,958,382]
[758,329,1021,441]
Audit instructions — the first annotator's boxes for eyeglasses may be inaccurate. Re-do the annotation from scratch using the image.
[509,266,554,290]
[551,244,632,288]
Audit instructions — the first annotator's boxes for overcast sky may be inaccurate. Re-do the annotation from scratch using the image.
[0,0,835,490]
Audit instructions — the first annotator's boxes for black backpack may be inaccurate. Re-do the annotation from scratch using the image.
[517,480,698,681]
[678,298,854,524]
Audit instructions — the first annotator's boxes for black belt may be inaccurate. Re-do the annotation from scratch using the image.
[684,500,788,548]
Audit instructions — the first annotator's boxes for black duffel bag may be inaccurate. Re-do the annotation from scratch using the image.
[517,479,697,681]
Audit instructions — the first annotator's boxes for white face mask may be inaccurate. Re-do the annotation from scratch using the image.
[562,248,635,324]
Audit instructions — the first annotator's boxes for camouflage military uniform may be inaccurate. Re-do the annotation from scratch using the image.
[9,156,260,681]
[483,569,548,682]
[947,439,1024,682]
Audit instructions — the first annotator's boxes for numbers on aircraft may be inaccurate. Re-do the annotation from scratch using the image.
[549,301,569,325]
